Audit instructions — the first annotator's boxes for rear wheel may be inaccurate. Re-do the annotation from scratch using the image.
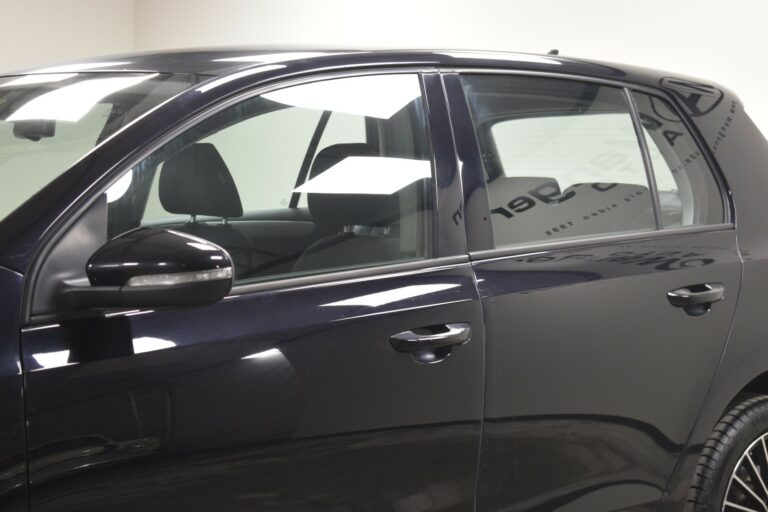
[690,395,768,512]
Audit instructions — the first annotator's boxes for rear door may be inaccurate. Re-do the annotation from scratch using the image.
[445,72,741,511]
[21,71,485,511]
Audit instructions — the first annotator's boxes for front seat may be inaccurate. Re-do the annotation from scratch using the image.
[293,143,402,272]
[158,142,259,278]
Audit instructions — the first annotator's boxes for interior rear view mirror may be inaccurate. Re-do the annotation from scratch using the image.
[13,120,55,141]
[61,227,233,311]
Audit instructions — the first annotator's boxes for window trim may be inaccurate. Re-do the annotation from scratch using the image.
[445,67,733,261]
[624,87,663,230]
[227,254,469,297]
[468,222,733,262]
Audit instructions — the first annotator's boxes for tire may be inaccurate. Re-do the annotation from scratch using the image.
[689,394,768,512]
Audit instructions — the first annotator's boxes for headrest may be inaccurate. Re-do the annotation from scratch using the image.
[306,143,400,228]
[159,143,243,218]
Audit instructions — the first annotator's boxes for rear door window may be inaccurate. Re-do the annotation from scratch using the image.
[631,91,725,228]
[461,75,655,247]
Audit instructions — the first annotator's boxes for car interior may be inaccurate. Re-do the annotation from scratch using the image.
[105,93,434,283]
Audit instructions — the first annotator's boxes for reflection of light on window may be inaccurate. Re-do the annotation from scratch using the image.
[32,350,72,369]
[106,172,133,203]
[8,73,158,122]
[133,337,176,354]
[213,52,332,64]
[263,74,422,119]
[196,65,286,93]
[0,73,77,88]
[294,156,430,195]
[322,283,461,308]
[437,51,562,66]
[242,348,282,360]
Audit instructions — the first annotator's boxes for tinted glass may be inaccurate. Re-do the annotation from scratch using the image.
[632,91,724,227]
[107,74,433,283]
[461,75,655,248]
[0,73,192,222]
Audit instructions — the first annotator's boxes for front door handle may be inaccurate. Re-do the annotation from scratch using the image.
[390,323,471,363]
[667,283,725,316]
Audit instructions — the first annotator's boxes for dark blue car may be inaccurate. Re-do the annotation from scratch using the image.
[0,49,765,512]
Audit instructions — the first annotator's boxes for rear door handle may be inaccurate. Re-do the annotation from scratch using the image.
[390,323,471,363]
[667,283,725,316]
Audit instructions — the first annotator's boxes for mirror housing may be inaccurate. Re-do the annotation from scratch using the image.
[61,227,233,310]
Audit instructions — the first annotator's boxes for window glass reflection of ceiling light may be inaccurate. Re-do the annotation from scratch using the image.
[106,172,133,203]
[294,156,431,195]
[7,73,158,122]
[322,284,462,308]
[0,73,77,88]
[263,74,422,119]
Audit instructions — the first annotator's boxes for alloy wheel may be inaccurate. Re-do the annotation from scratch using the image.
[723,432,768,512]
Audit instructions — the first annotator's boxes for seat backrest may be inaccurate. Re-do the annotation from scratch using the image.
[293,143,404,272]
[158,143,257,277]
[305,143,400,232]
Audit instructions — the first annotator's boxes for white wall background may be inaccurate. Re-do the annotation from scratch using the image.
[0,0,134,73]
[0,0,765,135]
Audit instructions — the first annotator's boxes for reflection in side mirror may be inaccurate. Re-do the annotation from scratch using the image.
[61,227,233,311]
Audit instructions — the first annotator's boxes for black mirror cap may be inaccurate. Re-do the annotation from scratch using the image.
[87,227,233,287]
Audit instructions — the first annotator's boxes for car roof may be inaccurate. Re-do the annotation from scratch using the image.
[4,47,681,89]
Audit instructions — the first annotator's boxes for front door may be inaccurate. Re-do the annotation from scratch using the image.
[447,72,741,511]
[21,72,485,511]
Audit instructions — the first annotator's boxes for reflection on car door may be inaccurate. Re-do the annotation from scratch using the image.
[22,264,484,511]
[445,72,742,511]
[20,72,486,512]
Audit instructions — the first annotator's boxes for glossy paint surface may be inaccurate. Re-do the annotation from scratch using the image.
[22,264,484,511]
[0,267,27,511]
[87,227,232,286]
[471,232,741,511]
[656,78,768,510]
[439,61,757,511]
[0,48,762,512]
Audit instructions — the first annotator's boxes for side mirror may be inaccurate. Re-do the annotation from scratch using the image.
[61,227,233,310]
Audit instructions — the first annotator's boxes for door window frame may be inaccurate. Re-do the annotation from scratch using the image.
[24,66,471,324]
[441,69,733,258]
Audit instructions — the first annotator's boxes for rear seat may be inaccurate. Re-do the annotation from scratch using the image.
[487,176,655,245]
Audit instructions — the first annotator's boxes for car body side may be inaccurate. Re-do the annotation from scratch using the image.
[0,50,766,511]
